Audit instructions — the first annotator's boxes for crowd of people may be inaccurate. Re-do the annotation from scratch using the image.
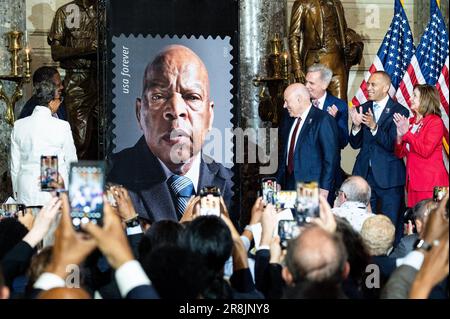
[1,44,448,300]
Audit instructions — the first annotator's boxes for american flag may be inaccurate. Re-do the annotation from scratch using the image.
[352,0,414,106]
[395,0,449,170]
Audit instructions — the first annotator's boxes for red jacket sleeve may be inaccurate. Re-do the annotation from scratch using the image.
[402,116,444,158]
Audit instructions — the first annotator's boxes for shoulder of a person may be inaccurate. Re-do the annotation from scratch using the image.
[327,92,347,108]
[202,155,232,178]
[423,113,443,124]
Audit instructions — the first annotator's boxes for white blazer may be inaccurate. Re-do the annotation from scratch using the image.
[10,105,78,205]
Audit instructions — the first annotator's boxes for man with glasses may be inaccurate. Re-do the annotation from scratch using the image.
[332,176,374,232]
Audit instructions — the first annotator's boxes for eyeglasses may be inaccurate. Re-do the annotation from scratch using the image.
[335,190,345,197]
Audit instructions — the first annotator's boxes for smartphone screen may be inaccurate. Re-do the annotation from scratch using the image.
[261,178,277,206]
[276,191,297,210]
[199,186,221,216]
[278,220,301,248]
[296,181,320,222]
[68,161,105,231]
[40,155,58,191]
[433,186,449,202]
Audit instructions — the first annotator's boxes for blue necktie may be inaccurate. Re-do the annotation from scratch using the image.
[167,175,195,219]
[373,102,380,122]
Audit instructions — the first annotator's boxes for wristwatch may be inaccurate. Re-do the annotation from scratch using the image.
[414,239,433,251]
[125,216,140,228]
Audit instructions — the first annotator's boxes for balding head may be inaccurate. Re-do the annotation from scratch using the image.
[37,287,91,299]
[283,83,311,117]
[284,226,348,285]
[338,175,371,206]
[142,45,210,99]
[136,44,215,174]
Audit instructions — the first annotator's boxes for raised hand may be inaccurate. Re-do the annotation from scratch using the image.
[362,108,377,130]
[327,104,339,118]
[393,113,409,137]
[350,106,364,128]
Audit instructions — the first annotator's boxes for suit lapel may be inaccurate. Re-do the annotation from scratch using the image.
[198,156,226,194]
[296,107,315,151]
[139,182,177,221]
[376,98,394,127]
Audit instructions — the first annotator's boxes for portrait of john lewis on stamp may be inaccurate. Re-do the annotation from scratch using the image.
[107,35,237,225]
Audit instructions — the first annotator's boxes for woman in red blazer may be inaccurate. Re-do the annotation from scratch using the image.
[393,84,448,207]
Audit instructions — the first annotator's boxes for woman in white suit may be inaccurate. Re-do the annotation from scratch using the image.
[10,80,77,206]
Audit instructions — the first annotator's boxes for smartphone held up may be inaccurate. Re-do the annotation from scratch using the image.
[68,161,105,231]
[199,186,221,217]
[40,155,58,191]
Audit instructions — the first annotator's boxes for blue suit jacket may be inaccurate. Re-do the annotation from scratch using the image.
[323,92,349,150]
[349,98,409,189]
[277,106,339,191]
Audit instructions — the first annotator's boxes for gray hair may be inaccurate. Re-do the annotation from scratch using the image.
[340,176,371,206]
[34,80,57,106]
[307,64,333,86]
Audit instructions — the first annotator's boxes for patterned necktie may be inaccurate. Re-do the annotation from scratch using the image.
[287,117,302,175]
[167,174,195,219]
[312,99,320,109]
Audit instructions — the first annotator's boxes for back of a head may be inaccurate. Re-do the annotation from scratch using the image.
[35,80,57,106]
[341,176,371,205]
[32,66,58,86]
[0,218,29,259]
[138,220,183,261]
[180,216,232,273]
[37,287,91,299]
[285,226,348,285]
[282,280,344,299]
[142,245,208,299]
[335,216,370,284]
[412,198,436,222]
[361,215,395,256]
[26,246,53,293]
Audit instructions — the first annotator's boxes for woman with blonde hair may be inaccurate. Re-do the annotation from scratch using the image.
[393,84,448,207]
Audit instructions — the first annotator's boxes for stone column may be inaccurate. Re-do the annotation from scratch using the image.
[239,0,287,132]
[239,0,287,225]
[0,0,26,201]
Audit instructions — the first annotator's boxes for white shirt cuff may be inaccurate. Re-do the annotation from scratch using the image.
[33,272,66,291]
[257,245,270,252]
[240,235,251,252]
[371,127,378,135]
[351,127,361,135]
[396,250,425,270]
[126,225,143,236]
[115,260,151,297]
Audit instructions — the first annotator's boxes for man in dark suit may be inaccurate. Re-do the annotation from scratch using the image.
[349,71,409,237]
[108,45,235,225]
[277,83,339,199]
[18,66,67,121]
[305,63,349,203]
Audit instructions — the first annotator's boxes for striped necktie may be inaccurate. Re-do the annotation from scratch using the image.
[167,174,195,219]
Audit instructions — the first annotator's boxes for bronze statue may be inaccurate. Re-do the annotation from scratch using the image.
[288,0,363,101]
[47,0,99,159]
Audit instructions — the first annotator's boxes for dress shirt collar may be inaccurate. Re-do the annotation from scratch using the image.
[33,105,52,116]
[157,153,201,193]
[316,92,327,110]
[373,94,390,110]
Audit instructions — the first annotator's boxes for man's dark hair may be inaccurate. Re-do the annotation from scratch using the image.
[412,198,436,222]
[0,218,29,259]
[35,80,58,106]
[138,220,183,262]
[142,245,208,299]
[32,66,59,86]
[335,216,370,295]
[0,265,5,288]
[180,216,233,299]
